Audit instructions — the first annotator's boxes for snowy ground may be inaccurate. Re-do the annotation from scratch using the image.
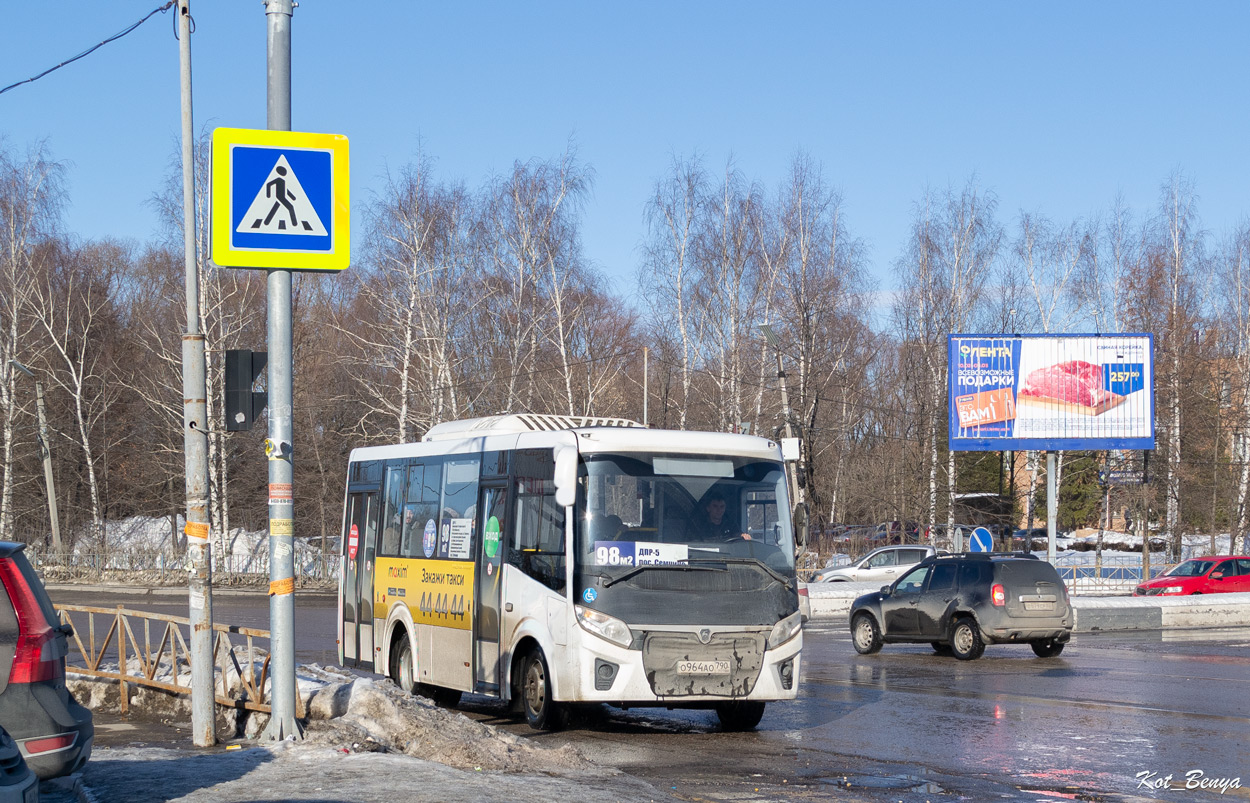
[73,744,674,803]
[65,663,674,802]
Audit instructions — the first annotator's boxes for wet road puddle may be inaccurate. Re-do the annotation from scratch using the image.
[822,773,944,794]
[1016,787,1105,801]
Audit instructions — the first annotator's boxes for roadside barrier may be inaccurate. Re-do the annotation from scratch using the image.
[803,583,1250,631]
[55,603,302,716]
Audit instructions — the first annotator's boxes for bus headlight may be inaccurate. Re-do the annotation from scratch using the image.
[575,605,633,648]
[767,611,802,650]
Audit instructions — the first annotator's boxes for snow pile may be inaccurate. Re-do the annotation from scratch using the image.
[299,666,588,773]
[69,658,593,777]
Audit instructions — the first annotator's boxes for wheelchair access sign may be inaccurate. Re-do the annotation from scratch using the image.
[210,128,349,271]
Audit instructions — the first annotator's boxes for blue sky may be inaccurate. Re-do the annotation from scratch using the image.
[2,2,1247,302]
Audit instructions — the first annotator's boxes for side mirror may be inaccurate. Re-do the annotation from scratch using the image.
[553,445,578,508]
[880,585,891,596]
[1211,572,1224,580]
[792,502,809,554]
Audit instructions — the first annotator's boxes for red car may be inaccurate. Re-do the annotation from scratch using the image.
[1134,556,1250,596]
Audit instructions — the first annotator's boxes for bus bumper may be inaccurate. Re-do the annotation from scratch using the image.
[563,626,802,704]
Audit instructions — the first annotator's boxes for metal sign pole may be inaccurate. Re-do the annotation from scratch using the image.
[261,0,301,741]
[1046,451,1058,564]
[177,0,215,748]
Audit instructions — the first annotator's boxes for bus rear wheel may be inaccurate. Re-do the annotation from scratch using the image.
[389,631,416,693]
[521,649,566,731]
[716,701,766,731]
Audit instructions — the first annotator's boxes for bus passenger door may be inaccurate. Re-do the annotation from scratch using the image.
[342,491,379,670]
[474,483,508,694]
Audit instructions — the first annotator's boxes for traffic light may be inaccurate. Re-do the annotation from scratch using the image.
[225,349,267,432]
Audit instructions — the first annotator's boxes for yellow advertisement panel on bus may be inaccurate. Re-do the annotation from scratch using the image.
[375,557,475,631]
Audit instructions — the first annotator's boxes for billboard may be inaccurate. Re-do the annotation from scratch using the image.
[949,334,1154,451]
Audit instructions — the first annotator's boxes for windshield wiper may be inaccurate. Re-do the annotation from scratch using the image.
[687,555,793,589]
[602,563,726,588]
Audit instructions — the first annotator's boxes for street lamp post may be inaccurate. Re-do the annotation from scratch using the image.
[758,325,808,556]
[8,361,62,556]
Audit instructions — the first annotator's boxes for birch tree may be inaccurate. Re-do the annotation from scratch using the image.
[1224,224,1250,554]
[0,144,63,543]
[641,156,706,428]
[28,241,131,549]
[346,157,481,439]
[894,180,1001,536]
[1155,175,1206,558]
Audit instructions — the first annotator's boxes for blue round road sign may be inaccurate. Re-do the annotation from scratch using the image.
[971,526,993,552]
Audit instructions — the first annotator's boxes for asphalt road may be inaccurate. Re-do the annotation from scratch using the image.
[52,588,1250,801]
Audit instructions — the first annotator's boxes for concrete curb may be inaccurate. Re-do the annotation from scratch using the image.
[803,582,1250,632]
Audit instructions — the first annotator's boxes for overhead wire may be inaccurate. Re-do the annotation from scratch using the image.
[0,2,177,97]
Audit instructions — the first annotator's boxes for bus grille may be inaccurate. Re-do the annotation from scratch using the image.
[641,631,764,697]
[628,571,766,592]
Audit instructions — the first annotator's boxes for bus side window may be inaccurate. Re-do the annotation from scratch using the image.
[441,458,480,560]
[401,460,442,558]
[399,465,424,557]
[380,462,406,556]
[511,491,566,594]
[510,448,565,593]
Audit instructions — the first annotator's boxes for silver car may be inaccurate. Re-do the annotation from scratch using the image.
[812,545,939,584]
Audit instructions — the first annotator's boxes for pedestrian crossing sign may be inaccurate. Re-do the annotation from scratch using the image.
[210,128,349,271]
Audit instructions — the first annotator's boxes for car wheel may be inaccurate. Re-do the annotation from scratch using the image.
[521,649,566,731]
[716,701,766,731]
[851,613,883,655]
[389,630,416,693]
[950,618,984,661]
[1030,639,1065,658]
[931,642,953,656]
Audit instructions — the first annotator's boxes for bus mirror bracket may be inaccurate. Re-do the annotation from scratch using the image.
[554,446,578,508]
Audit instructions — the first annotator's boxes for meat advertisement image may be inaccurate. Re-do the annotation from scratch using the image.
[1017,360,1125,415]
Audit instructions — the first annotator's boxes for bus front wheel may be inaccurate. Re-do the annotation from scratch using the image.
[520,649,566,731]
[716,700,765,731]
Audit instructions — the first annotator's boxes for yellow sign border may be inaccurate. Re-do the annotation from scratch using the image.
[210,127,350,272]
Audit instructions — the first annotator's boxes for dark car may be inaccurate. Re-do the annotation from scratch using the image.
[0,542,92,779]
[0,725,38,802]
[849,552,1073,660]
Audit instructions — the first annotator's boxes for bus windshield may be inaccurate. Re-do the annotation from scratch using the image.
[577,452,796,577]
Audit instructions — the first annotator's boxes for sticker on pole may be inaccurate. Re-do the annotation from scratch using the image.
[210,127,350,271]
[348,523,359,560]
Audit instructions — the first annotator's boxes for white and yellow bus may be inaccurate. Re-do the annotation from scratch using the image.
[338,414,804,730]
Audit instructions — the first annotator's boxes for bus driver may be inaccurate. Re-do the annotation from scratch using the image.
[694,492,751,541]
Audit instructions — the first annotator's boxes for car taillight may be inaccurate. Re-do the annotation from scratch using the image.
[21,733,76,755]
[991,583,1006,606]
[0,558,61,684]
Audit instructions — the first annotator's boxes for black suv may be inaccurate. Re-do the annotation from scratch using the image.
[849,552,1072,660]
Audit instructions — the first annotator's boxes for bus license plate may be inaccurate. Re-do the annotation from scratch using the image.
[677,660,730,675]
[1024,602,1053,611]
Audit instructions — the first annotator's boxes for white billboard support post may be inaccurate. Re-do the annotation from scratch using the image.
[1046,451,1058,564]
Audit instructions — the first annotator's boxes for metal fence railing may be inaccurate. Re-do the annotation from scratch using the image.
[55,603,302,717]
[32,549,339,587]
